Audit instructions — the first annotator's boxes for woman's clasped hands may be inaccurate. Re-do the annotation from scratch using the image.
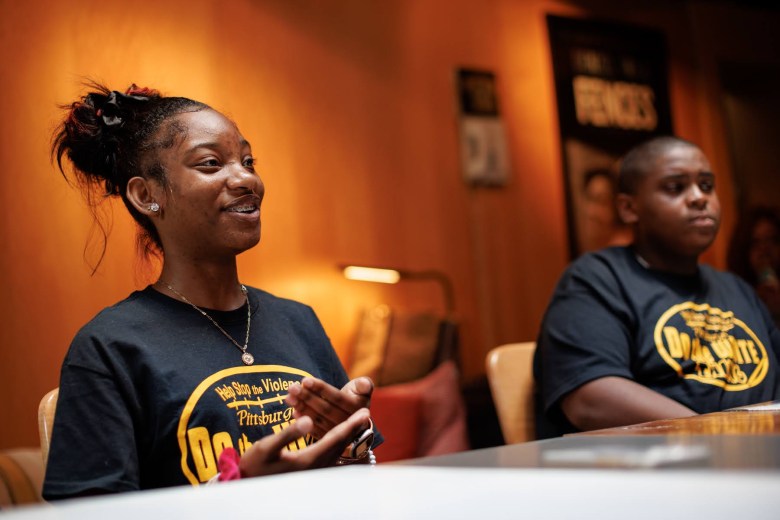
[238,377,374,478]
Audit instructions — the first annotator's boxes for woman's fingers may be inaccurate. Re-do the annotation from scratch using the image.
[285,378,351,435]
[239,416,313,478]
[341,377,374,406]
[239,408,373,478]
[282,408,372,468]
[287,377,373,415]
[285,377,375,440]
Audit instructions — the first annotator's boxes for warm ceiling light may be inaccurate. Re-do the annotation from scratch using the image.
[342,266,401,284]
[340,264,455,316]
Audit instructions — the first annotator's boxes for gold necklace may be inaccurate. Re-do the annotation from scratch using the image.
[162,282,254,366]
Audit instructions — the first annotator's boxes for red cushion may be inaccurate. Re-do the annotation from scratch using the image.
[370,361,469,462]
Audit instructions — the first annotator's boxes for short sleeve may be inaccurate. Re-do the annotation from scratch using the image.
[536,256,636,415]
[43,342,140,500]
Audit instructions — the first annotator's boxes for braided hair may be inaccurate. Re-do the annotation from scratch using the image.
[53,82,208,270]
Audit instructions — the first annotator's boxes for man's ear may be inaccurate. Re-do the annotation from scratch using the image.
[126,177,162,216]
[616,193,638,225]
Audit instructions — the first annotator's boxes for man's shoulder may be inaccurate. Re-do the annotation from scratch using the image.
[577,245,632,265]
[699,264,757,297]
[699,263,743,283]
[562,246,637,284]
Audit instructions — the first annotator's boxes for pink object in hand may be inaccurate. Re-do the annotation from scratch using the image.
[217,447,242,481]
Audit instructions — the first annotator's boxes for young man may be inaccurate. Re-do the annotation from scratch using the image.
[534,136,780,438]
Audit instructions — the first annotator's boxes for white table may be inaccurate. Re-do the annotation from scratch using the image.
[4,464,780,519]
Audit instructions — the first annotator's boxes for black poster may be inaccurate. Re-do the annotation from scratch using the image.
[547,15,673,257]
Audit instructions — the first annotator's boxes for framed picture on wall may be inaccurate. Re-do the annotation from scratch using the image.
[547,15,673,258]
[455,68,511,187]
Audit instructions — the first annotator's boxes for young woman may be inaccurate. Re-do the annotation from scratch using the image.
[43,83,378,500]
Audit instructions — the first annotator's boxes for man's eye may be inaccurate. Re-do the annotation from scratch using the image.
[699,180,715,193]
[663,182,683,194]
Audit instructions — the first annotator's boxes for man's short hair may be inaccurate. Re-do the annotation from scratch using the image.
[617,136,699,194]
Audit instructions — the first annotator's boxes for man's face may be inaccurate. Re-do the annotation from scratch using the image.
[620,144,721,261]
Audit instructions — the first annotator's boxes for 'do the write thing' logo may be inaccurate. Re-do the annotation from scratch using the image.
[654,302,768,391]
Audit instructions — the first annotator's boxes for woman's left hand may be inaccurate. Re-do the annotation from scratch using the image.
[285,376,374,440]
[238,409,371,477]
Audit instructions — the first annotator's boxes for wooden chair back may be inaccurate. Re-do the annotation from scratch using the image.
[38,388,59,467]
[485,342,536,444]
[0,448,45,506]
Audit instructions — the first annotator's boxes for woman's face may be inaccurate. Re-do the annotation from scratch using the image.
[749,217,780,272]
[150,109,265,261]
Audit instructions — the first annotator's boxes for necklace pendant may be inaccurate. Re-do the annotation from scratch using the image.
[241,352,255,365]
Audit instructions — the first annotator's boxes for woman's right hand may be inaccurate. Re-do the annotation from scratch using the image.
[238,407,371,478]
[285,376,374,441]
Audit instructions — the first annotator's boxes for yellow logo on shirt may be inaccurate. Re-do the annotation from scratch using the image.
[654,302,768,390]
[177,365,313,485]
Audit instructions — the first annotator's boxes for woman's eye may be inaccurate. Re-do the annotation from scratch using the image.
[197,158,220,169]
[243,156,257,171]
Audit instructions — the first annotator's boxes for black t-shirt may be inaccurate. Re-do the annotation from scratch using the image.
[43,286,350,499]
[534,246,780,438]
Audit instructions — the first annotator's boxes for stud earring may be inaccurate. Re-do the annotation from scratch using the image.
[149,202,160,212]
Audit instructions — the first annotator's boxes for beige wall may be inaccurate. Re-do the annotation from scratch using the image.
[1,0,777,448]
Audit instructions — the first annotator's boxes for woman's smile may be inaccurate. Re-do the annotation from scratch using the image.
[223,193,263,221]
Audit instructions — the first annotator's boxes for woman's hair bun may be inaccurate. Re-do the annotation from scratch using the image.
[54,83,160,194]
